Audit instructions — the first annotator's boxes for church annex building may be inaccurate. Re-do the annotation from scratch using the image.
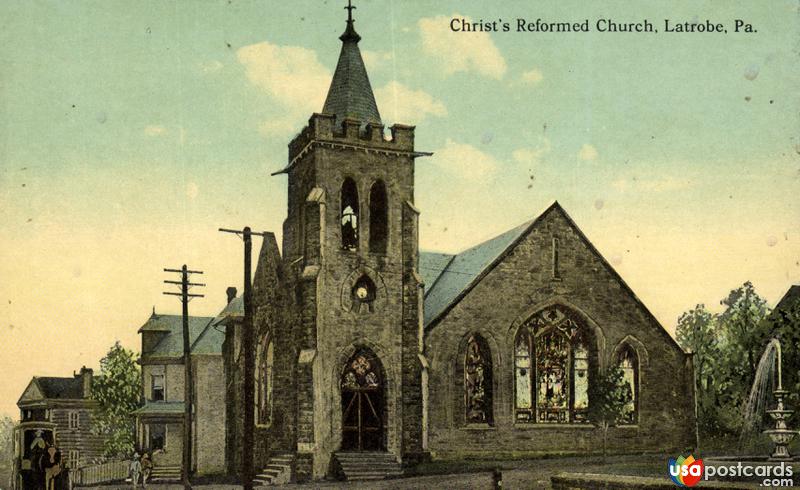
[217,6,696,483]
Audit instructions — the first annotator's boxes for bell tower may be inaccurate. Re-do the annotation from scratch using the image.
[274,1,428,480]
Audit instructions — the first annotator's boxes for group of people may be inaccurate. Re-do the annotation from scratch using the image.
[28,430,63,490]
[128,452,153,489]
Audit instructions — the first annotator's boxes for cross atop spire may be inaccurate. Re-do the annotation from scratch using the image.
[340,0,361,43]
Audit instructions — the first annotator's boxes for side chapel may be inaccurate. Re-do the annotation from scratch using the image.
[224,3,697,482]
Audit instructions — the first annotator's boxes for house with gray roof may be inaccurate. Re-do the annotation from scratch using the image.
[14,366,105,488]
[133,297,234,479]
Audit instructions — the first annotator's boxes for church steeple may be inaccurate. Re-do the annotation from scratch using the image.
[322,0,381,127]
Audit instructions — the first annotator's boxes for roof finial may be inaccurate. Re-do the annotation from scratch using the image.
[340,0,361,43]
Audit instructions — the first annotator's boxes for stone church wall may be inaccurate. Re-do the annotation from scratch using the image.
[424,206,697,458]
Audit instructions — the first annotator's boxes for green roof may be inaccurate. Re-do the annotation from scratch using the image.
[138,313,215,358]
[420,218,534,327]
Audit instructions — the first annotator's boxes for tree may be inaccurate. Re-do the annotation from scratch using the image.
[676,304,719,394]
[676,305,723,435]
[0,416,16,489]
[92,342,142,459]
[716,282,770,431]
[763,292,800,426]
[588,366,633,463]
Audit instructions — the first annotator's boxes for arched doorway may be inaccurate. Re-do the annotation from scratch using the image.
[340,348,385,451]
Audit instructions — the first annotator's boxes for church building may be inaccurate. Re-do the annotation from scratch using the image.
[223,5,697,483]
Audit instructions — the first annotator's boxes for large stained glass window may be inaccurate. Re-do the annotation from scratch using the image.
[514,306,592,423]
[617,345,638,424]
[255,335,274,426]
[464,335,493,424]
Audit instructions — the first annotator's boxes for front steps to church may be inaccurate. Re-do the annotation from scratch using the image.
[254,453,294,486]
[149,465,182,482]
[333,452,403,481]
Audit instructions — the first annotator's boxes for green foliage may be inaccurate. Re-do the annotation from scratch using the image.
[717,281,770,401]
[0,416,16,489]
[676,304,722,434]
[92,341,142,459]
[675,282,771,439]
[588,365,633,461]
[588,365,633,428]
[764,293,800,425]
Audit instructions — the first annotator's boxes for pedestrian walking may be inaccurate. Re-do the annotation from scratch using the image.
[129,452,141,489]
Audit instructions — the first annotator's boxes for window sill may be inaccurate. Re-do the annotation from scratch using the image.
[615,424,639,429]
[255,423,272,430]
[514,423,595,430]
[461,424,495,431]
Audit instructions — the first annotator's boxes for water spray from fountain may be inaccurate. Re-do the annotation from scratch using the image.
[740,338,798,460]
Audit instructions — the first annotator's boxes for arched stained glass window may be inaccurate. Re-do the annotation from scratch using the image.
[256,335,274,426]
[617,345,638,424]
[464,335,493,424]
[514,306,593,424]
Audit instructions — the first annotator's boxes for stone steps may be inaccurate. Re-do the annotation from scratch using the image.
[334,452,402,481]
[149,465,182,482]
[254,453,294,486]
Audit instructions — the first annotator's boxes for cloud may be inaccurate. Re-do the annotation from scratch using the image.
[362,50,393,71]
[512,138,551,166]
[418,15,507,79]
[374,81,447,125]
[520,69,543,84]
[144,125,167,137]
[198,60,224,74]
[236,41,331,134]
[577,143,599,161]
[432,139,499,180]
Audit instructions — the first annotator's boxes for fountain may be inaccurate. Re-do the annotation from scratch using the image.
[761,339,797,460]
[740,338,798,460]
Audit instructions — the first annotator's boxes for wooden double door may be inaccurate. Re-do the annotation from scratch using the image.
[340,349,385,451]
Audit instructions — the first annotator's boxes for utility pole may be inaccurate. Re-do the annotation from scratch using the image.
[219,227,267,490]
[163,265,205,490]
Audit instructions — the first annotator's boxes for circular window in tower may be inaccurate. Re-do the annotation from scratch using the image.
[351,275,377,313]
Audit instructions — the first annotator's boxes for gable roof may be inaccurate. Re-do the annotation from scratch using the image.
[774,285,800,312]
[18,376,85,405]
[139,313,216,358]
[421,218,534,326]
[420,201,685,352]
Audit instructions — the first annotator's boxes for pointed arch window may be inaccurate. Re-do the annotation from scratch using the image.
[369,181,388,254]
[255,334,274,426]
[617,345,638,424]
[464,334,493,424]
[341,178,359,250]
[514,307,592,423]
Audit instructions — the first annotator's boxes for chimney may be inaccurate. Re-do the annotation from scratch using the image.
[226,287,237,304]
[79,366,93,398]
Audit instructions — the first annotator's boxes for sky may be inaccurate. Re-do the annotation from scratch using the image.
[0,0,798,418]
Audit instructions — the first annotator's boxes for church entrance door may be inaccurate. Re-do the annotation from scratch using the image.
[341,348,385,451]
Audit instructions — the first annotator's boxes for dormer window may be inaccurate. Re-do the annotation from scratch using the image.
[341,178,359,250]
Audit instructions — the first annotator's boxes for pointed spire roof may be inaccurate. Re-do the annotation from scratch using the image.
[322,1,381,127]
